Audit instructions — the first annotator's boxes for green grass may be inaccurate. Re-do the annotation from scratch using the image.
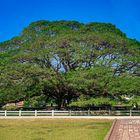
[0,119,112,140]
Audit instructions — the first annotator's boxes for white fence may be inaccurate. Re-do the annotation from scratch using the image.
[0,110,140,117]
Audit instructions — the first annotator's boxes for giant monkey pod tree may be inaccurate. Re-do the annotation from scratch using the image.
[0,20,140,109]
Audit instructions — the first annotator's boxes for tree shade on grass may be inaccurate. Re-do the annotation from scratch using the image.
[0,119,112,140]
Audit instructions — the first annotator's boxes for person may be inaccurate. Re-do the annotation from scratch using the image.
[132,102,138,110]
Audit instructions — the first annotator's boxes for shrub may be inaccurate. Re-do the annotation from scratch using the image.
[2,105,18,110]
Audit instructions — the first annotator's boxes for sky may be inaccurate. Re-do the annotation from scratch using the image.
[0,0,140,42]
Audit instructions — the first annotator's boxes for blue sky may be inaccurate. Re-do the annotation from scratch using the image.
[0,0,140,42]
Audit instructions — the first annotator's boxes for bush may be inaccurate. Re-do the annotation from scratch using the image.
[2,105,18,110]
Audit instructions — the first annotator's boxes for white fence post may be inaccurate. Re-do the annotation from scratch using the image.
[5,110,7,117]
[52,110,54,116]
[88,109,90,116]
[69,110,71,116]
[19,110,21,116]
[130,110,132,116]
[35,110,37,117]
[109,110,111,115]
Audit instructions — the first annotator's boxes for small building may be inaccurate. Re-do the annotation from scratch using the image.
[5,101,24,108]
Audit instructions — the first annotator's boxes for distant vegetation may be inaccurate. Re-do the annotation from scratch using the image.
[0,20,140,109]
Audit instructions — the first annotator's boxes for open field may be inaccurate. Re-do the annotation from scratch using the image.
[0,119,112,140]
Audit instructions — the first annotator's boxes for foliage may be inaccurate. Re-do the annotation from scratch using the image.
[0,20,139,109]
[2,105,18,111]
[23,95,48,107]
[70,95,117,107]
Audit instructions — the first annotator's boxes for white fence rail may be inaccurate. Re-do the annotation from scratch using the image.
[0,110,140,117]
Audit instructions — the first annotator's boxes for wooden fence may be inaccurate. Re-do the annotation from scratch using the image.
[0,110,140,117]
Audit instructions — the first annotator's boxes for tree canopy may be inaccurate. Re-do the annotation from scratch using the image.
[0,20,140,109]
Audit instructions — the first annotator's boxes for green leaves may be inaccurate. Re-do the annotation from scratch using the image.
[0,20,139,108]
[70,96,117,107]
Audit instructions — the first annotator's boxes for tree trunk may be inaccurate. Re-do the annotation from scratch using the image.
[57,98,63,110]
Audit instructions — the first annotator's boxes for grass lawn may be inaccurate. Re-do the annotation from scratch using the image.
[0,119,112,140]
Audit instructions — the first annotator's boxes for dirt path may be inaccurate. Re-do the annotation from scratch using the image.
[107,119,140,140]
